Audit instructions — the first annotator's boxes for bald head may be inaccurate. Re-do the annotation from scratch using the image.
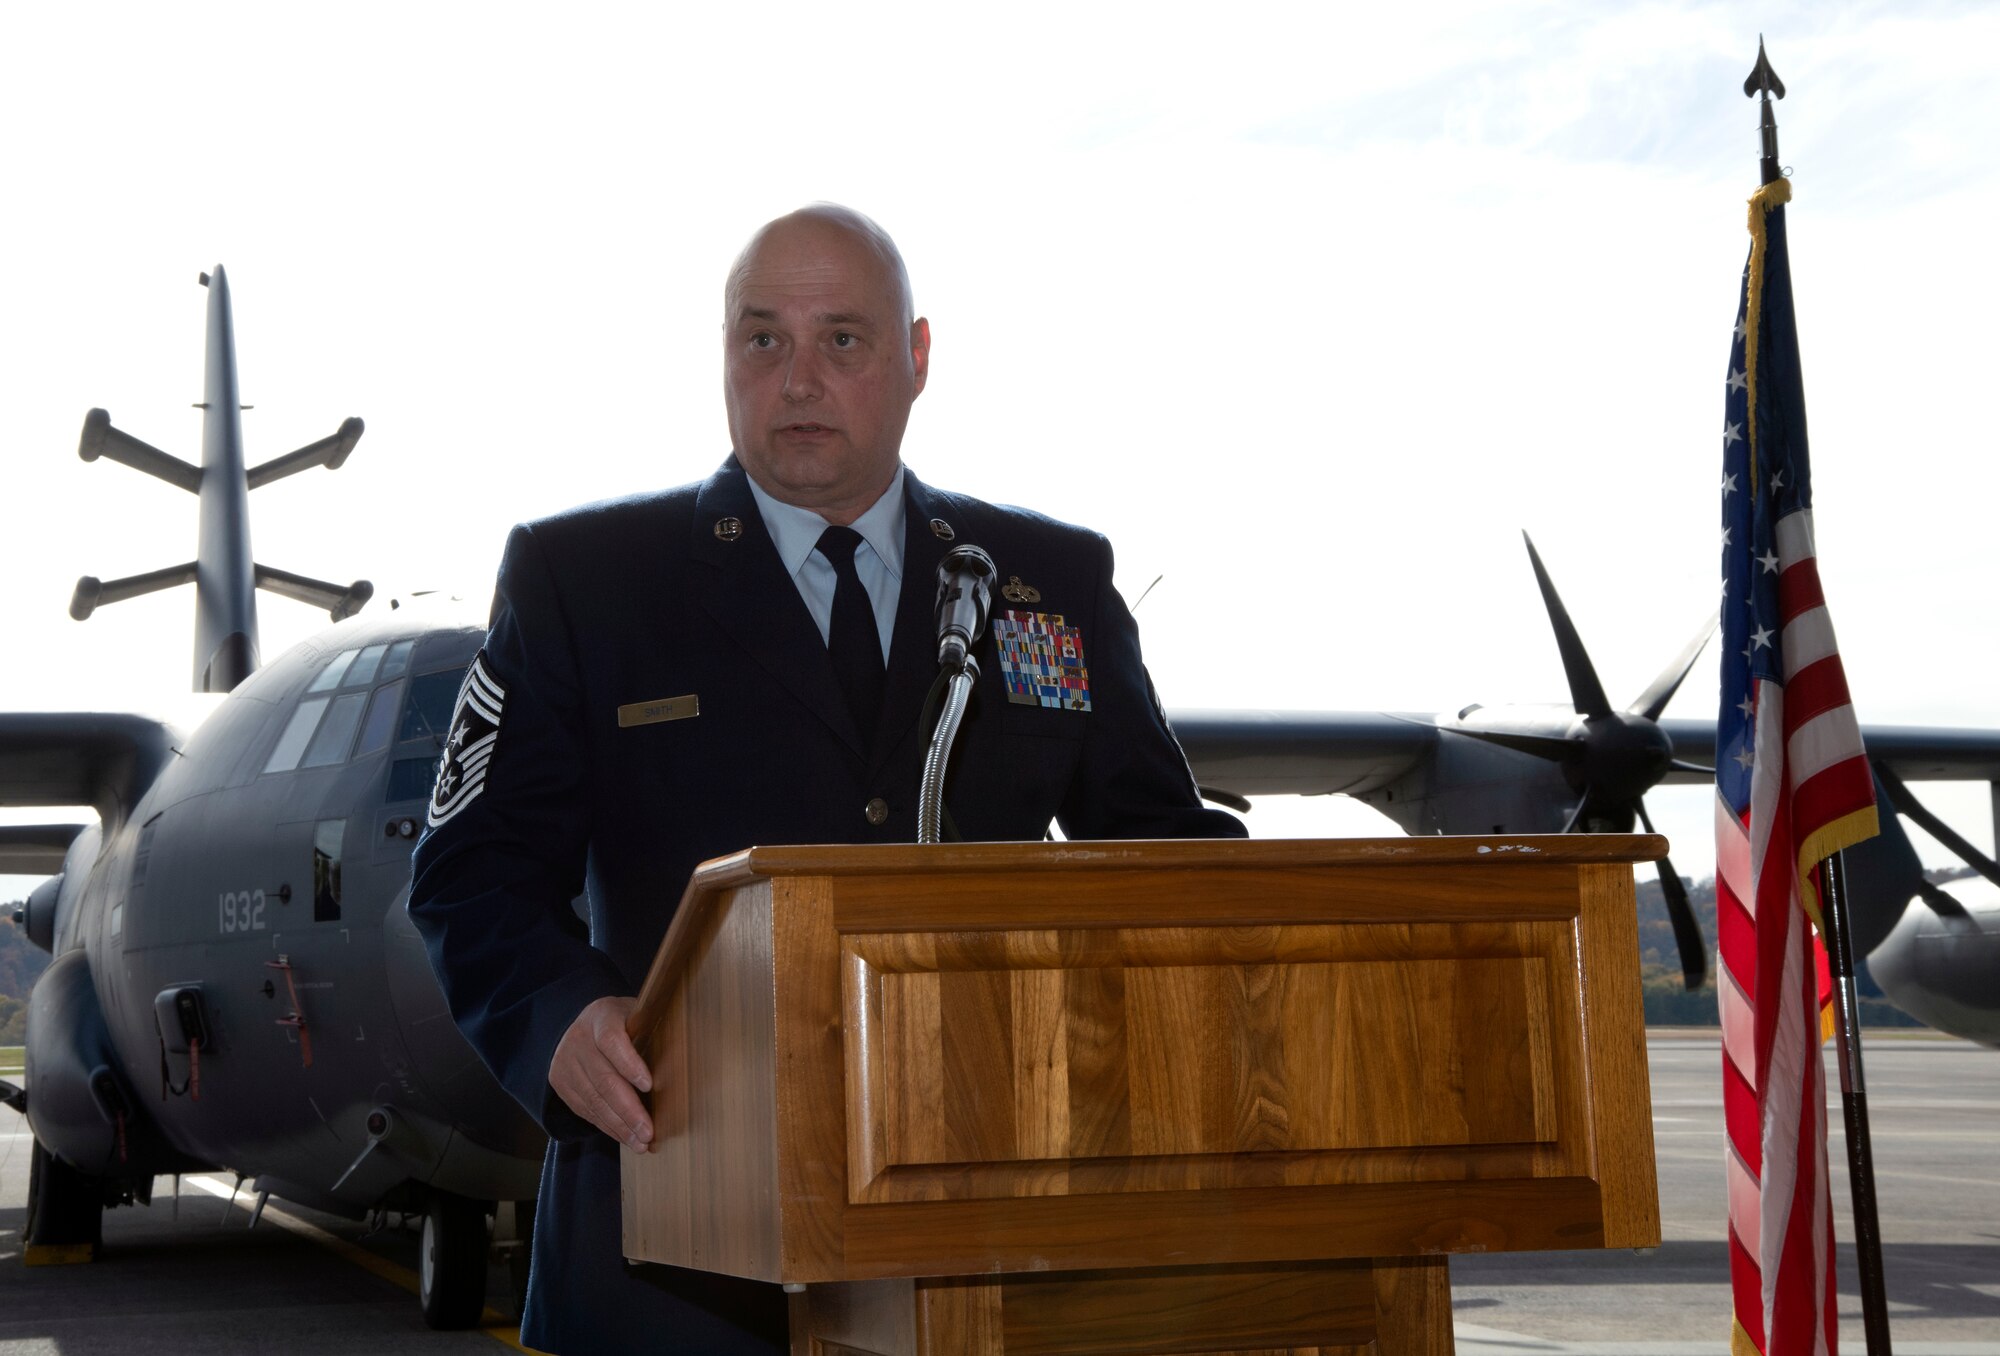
[721,204,932,524]
[725,204,915,325]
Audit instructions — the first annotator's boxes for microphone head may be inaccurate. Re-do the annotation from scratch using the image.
[936,544,997,586]
[934,545,997,669]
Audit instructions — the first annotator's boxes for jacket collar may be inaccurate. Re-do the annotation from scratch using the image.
[689,458,863,757]
[686,457,970,771]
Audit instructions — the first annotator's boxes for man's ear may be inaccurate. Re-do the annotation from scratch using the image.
[910,317,931,396]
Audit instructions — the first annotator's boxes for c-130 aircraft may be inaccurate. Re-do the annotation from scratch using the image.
[4,268,1997,1330]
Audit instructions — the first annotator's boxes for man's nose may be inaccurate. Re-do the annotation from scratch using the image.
[783,349,824,401]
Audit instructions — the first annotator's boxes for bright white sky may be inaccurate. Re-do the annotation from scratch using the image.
[3,0,1995,903]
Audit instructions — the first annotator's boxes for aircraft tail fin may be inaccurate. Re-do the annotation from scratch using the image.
[253,564,373,621]
[246,418,364,490]
[69,563,198,621]
[77,408,201,493]
[69,266,370,693]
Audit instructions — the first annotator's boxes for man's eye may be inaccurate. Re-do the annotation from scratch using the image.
[749,333,776,349]
[832,332,857,348]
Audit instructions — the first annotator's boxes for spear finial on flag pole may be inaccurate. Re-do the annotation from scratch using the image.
[1745,37,1786,187]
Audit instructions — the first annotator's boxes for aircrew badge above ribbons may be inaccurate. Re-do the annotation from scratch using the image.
[992,610,1091,711]
[428,653,506,827]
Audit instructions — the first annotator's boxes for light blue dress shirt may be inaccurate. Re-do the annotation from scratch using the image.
[745,466,905,662]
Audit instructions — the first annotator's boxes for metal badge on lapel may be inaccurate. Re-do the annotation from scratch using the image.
[713,517,743,542]
[991,610,1091,711]
[1001,575,1040,604]
[929,518,955,541]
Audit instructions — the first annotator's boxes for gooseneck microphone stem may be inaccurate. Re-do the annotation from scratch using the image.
[918,658,978,845]
[919,544,997,845]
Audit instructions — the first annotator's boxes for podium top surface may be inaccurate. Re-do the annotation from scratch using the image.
[688,833,1669,892]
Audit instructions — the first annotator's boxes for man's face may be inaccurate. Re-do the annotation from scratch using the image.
[723,217,929,523]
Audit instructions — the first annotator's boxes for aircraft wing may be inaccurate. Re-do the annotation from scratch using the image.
[1176,711,2000,800]
[0,824,88,876]
[0,713,182,830]
[1170,709,1440,797]
[1657,718,2000,785]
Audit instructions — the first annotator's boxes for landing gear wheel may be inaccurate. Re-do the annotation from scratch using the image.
[418,1190,490,1329]
[22,1138,103,1263]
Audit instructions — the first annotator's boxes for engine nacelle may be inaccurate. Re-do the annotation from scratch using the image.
[18,874,61,953]
[24,950,185,1179]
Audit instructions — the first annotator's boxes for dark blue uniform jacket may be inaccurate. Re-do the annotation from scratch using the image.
[409,458,1244,1354]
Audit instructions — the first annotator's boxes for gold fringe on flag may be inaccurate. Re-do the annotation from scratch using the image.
[1743,176,1793,494]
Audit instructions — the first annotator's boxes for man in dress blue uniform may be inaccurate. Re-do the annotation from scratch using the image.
[409,204,1245,1354]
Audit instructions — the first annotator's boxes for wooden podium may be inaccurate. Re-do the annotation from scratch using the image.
[621,836,1664,1355]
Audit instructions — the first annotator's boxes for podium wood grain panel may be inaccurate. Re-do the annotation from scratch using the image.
[791,1260,1444,1356]
[853,943,1569,1199]
[774,876,851,1276]
[626,834,1665,1326]
[832,865,1583,933]
[1064,965,1131,1158]
[1012,966,1070,1159]
[622,880,782,1278]
[1575,862,1662,1246]
[833,1176,1608,1278]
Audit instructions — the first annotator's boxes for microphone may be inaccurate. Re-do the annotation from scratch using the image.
[934,545,997,670]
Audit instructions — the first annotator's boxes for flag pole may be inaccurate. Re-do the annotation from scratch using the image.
[1744,37,1894,1352]
[1821,851,1894,1354]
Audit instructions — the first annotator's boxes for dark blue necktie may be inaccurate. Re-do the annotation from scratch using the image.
[816,525,883,743]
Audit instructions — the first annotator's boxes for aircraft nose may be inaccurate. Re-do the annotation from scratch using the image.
[380,889,542,1157]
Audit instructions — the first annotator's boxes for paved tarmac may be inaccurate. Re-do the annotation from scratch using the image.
[1454,1031,2000,1354]
[0,1032,1993,1354]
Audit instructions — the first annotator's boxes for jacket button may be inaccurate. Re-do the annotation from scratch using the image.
[864,797,889,826]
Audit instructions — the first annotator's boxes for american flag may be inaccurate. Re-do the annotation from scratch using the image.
[1715,177,1879,1356]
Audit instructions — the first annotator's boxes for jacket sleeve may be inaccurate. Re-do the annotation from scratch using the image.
[1057,532,1247,842]
[407,523,627,1140]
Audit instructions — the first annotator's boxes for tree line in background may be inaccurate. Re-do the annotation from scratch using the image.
[1635,875,1923,1029]
[0,913,48,1044]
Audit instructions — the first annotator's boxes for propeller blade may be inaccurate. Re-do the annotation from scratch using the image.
[1560,790,1591,834]
[1629,614,1719,722]
[1636,798,1708,990]
[1196,785,1251,813]
[1656,856,1708,991]
[1874,762,2000,891]
[1840,766,1929,955]
[1437,723,1579,763]
[1668,758,1716,776]
[1916,881,1976,927]
[1522,533,1614,719]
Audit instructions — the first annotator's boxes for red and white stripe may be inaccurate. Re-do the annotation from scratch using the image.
[1719,506,1868,1356]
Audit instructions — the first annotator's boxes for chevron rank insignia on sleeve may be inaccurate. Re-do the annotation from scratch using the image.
[427,653,506,827]
[992,610,1091,711]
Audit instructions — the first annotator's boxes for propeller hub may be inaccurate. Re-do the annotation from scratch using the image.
[1575,712,1674,802]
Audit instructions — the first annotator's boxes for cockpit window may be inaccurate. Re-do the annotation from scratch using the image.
[307,649,358,693]
[353,679,405,760]
[265,698,329,773]
[301,691,368,769]
[267,651,453,777]
[379,639,416,682]
[399,669,464,745]
[346,643,389,687]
